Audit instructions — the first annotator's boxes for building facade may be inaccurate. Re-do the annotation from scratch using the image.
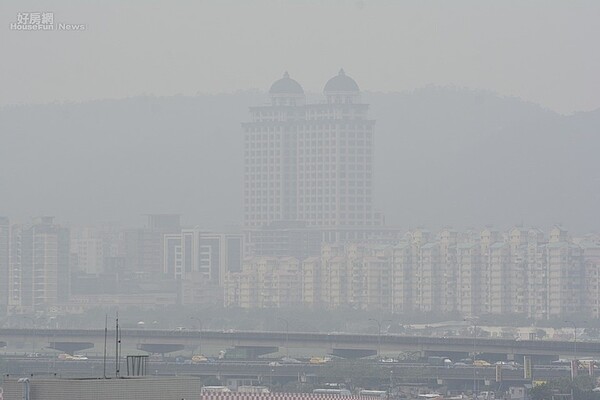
[122,214,181,276]
[164,229,242,284]
[0,216,9,311]
[70,226,104,275]
[225,226,598,321]
[2,376,202,400]
[164,228,243,305]
[243,70,384,256]
[8,217,70,314]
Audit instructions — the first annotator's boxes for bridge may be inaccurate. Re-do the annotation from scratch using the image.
[0,328,592,360]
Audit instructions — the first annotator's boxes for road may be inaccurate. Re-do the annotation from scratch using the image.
[1,355,577,386]
[0,328,596,359]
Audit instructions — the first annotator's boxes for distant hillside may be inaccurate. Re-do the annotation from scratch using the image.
[1,88,598,232]
[365,88,599,232]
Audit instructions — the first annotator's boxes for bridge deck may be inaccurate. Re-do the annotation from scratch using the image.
[0,328,595,358]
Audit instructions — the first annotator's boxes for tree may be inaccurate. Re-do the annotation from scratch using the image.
[584,327,600,339]
[529,383,552,400]
[529,376,600,400]
[535,329,547,340]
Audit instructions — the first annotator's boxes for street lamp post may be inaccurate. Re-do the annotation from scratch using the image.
[190,317,203,355]
[389,369,394,399]
[564,320,577,361]
[21,316,36,355]
[277,317,290,358]
[369,318,390,357]
[565,320,579,399]
[369,318,382,356]
[465,317,479,398]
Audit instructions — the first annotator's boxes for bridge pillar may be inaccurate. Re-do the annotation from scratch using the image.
[137,343,185,355]
[48,342,95,354]
[331,348,376,359]
[227,346,279,359]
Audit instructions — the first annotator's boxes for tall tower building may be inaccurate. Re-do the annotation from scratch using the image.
[243,70,383,254]
[0,217,9,310]
[8,217,70,314]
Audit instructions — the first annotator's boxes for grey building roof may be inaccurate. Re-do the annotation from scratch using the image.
[324,68,360,92]
[269,71,304,94]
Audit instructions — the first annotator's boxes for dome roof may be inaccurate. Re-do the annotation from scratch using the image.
[324,69,360,93]
[269,72,304,95]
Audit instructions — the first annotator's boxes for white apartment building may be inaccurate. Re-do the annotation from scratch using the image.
[224,256,301,308]
[0,217,9,310]
[70,226,104,275]
[164,228,242,285]
[583,240,600,318]
[391,242,412,313]
[8,217,70,314]
[224,227,597,321]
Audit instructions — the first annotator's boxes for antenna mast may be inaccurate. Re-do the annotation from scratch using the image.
[115,313,121,377]
[103,314,108,378]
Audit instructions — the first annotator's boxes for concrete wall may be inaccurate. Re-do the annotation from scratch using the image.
[2,376,202,400]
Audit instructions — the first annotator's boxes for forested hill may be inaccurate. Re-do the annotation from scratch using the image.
[1,88,598,232]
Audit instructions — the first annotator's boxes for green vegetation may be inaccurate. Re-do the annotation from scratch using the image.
[0,356,6,384]
[319,359,426,389]
[530,376,600,400]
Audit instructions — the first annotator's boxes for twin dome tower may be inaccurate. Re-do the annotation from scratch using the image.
[268,69,361,106]
[244,69,384,257]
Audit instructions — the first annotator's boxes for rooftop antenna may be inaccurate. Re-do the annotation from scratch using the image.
[103,314,108,379]
[118,322,122,376]
[115,312,121,377]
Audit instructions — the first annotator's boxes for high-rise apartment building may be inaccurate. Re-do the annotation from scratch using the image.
[123,214,181,276]
[0,217,9,310]
[8,217,70,314]
[70,226,104,275]
[224,227,596,320]
[164,228,243,284]
[243,70,384,254]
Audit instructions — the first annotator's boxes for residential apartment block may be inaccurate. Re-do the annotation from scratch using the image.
[0,216,9,310]
[164,228,243,305]
[164,228,242,284]
[243,70,385,257]
[225,227,600,321]
[8,217,70,314]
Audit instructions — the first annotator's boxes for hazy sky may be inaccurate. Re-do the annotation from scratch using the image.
[1,1,599,114]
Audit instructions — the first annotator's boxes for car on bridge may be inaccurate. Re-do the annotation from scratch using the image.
[281,357,301,364]
[58,354,88,361]
[192,355,209,363]
[452,362,470,368]
[309,356,331,364]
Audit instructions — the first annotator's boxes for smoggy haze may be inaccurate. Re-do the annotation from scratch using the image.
[1,1,599,114]
[1,1,599,230]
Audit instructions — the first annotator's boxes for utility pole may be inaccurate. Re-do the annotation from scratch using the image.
[369,318,390,357]
[277,317,290,358]
[465,317,479,398]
